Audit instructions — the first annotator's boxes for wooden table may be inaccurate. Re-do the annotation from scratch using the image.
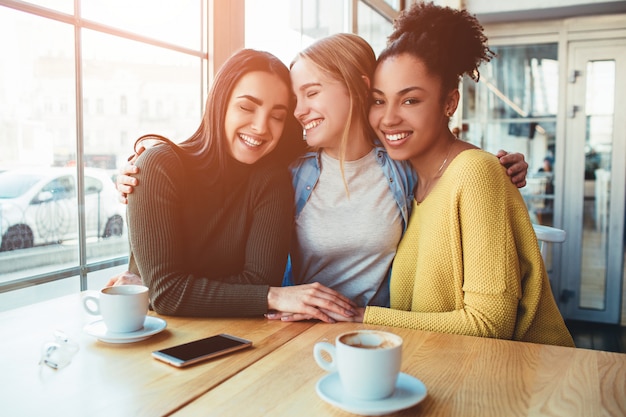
[1,294,625,417]
[172,322,626,417]
[0,293,314,417]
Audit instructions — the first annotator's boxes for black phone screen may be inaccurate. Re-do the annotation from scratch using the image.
[158,334,249,361]
[152,334,252,367]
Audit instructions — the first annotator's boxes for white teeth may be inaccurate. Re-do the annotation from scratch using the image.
[303,119,322,130]
[239,134,262,147]
[386,132,409,141]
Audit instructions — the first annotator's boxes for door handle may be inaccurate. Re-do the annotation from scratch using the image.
[568,105,580,118]
[569,69,581,83]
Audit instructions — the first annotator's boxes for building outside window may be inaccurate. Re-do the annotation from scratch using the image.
[0,0,207,311]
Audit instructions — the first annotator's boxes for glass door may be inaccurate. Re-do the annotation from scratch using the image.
[560,40,626,323]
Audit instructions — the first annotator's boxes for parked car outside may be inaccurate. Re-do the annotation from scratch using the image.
[0,167,126,251]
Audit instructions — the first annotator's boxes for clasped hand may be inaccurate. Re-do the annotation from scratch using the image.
[266,283,364,323]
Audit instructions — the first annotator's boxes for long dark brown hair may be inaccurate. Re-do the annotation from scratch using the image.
[132,49,304,184]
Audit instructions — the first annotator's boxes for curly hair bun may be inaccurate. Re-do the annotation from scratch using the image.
[382,2,494,89]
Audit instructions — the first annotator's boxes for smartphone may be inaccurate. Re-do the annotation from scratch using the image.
[152,334,252,368]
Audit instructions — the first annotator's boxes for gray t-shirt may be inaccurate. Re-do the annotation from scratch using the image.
[292,149,403,307]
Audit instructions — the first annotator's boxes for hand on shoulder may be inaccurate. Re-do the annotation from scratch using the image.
[116,164,140,204]
[496,150,528,188]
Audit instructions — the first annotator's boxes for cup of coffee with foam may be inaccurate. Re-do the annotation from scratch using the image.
[313,330,403,400]
[82,285,149,333]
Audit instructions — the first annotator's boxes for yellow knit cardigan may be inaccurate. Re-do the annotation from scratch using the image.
[364,150,574,347]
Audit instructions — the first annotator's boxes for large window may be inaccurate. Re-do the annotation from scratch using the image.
[244,0,394,63]
[0,0,207,310]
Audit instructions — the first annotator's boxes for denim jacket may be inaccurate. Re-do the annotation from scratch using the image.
[283,141,417,290]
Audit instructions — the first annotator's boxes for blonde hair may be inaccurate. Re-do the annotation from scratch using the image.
[291,33,377,194]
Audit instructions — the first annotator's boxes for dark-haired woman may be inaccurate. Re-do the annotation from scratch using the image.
[359,3,574,347]
[109,49,356,321]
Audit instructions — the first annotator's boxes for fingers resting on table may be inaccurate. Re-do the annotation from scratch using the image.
[267,307,365,323]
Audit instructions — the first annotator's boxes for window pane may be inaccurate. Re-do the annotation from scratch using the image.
[301,0,349,39]
[81,30,203,262]
[358,2,392,56]
[81,0,202,49]
[462,43,558,176]
[464,44,559,120]
[384,0,400,9]
[0,9,76,170]
[245,0,307,64]
[245,0,350,64]
[81,30,202,154]
[579,59,615,310]
[0,8,81,280]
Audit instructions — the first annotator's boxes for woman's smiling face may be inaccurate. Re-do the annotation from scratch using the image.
[369,53,453,163]
[224,71,290,165]
[290,58,351,156]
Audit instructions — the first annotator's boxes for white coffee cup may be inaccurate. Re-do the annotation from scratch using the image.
[82,285,149,333]
[313,330,403,400]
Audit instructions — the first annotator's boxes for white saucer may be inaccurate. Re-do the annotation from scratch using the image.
[84,316,167,344]
[316,372,427,416]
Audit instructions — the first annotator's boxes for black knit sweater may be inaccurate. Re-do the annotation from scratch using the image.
[127,144,294,317]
